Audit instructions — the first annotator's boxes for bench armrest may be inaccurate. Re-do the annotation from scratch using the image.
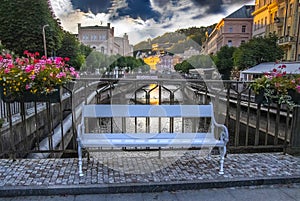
[77,123,83,143]
[213,121,229,144]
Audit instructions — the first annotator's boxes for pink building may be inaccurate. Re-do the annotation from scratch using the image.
[204,5,255,55]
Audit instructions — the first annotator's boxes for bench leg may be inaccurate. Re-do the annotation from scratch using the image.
[78,140,84,177]
[206,147,213,160]
[218,146,226,175]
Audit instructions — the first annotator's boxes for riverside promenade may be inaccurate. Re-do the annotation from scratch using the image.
[0,151,300,197]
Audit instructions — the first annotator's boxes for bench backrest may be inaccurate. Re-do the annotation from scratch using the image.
[79,104,217,136]
[81,104,214,119]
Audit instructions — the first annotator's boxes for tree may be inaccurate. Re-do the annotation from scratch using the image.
[56,32,91,70]
[174,60,193,73]
[233,34,284,70]
[187,55,215,68]
[213,45,236,80]
[109,56,146,71]
[0,0,63,56]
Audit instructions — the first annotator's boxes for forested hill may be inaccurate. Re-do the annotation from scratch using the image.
[134,24,216,54]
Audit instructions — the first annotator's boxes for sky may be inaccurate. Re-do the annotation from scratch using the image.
[49,0,255,45]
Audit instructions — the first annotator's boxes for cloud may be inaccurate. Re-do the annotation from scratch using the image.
[49,0,255,44]
[70,0,111,13]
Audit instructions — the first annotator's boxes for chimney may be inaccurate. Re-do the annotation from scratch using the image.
[112,27,114,36]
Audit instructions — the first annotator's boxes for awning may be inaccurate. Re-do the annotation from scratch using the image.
[241,62,300,75]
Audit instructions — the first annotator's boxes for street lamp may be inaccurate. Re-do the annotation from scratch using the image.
[42,24,49,58]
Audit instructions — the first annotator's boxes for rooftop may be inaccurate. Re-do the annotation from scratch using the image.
[242,62,300,75]
[226,5,255,19]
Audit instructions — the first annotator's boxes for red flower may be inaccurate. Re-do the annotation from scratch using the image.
[64,57,70,62]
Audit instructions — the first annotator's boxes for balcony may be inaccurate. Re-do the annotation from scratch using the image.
[274,17,284,27]
[277,35,296,46]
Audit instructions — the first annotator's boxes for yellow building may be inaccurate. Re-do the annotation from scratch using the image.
[252,0,300,61]
[143,56,160,70]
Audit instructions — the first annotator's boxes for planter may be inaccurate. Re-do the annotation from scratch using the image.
[0,86,62,103]
[255,89,300,105]
[288,90,300,105]
[254,89,276,104]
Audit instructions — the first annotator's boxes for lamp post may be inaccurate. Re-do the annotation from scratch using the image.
[42,24,49,58]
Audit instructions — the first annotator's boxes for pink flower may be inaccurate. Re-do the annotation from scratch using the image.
[29,74,36,80]
[7,63,13,69]
[25,65,34,73]
[4,68,10,73]
[297,85,300,93]
[5,53,12,59]
[56,72,66,78]
[25,84,31,90]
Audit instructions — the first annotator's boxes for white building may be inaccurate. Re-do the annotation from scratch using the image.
[77,23,133,56]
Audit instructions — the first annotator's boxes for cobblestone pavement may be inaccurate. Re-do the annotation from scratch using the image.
[0,152,300,196]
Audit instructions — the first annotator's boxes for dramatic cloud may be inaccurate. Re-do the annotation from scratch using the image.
[70,0,111,13]
[50,0,254,44]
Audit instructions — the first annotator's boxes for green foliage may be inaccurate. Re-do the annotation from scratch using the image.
[174,60,193,73]
[187,55,215,68]
[81,51,108,72]
[56,32,92,70]
[213,46,236,80]
[109,56,146,71]
[251,65,300,108]
[233,34,284,70]
[0,0,63,56]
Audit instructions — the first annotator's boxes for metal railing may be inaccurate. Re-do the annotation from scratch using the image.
[0,78,297,158]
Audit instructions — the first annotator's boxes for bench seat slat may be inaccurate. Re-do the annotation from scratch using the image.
[80,133,225,148]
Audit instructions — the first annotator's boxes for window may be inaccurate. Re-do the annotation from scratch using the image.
[241,40,245,45]
[100,34,107,40]
[228,40,232,47]
[229,27,233,33]
[242,25,246,33]
[287,26,291,36]
[261,19,263,27]
[83,34,89,40]
[101,47,105,54]
[264,17,267,25]
[290,4,293,16]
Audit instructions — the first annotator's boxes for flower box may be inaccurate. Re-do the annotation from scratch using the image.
[254,89,279,105]
[0,86,61,103]
[288,90,300,105]
[0,51,79,103]
[251,64,300,107]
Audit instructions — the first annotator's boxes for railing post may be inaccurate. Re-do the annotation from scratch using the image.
[287,106,300,155]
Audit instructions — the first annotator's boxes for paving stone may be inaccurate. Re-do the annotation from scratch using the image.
[0,153,300,189]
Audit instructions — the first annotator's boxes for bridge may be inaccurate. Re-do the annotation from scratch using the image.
[0,77,300,159]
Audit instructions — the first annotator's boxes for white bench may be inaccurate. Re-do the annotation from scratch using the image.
[77,103,229,176]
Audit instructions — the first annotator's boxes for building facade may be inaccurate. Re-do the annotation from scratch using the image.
[204,5,255,55]
[252,0,300,61]
[77,23,133,56]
